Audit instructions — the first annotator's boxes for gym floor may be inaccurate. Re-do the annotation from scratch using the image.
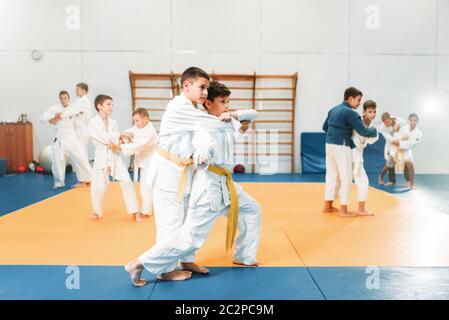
[1,172,449,300]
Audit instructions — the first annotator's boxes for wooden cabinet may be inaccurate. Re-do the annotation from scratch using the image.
[0,122,33,172]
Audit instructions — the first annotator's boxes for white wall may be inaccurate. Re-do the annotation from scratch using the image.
[0,0,448,173]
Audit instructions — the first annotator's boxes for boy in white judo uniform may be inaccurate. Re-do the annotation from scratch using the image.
[351,100,379,216]
[40,90,92,189]
[389,113,422,189]
[378,112,406,186]
[322,87,378,217]
[88,94,139,221]
[110,108,158,223]
[124,80,260,286]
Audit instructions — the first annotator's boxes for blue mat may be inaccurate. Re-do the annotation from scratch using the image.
[2,265,449,300]
[308,267,449,300]
[301,132,386,174]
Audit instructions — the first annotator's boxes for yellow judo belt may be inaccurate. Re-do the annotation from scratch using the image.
[156,145,194,203]
[207,165,239,251]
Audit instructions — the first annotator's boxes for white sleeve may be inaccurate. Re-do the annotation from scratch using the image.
[40,105,58,123]
[60,103,85,119]
[366,128,379,145]
[399,131,422,151]
[121,128,158,157]
[162,102,228,134]
[235,109,258,121]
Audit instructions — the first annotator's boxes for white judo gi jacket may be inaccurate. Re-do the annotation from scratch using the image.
[351,122,379,176]
[121,122,158,181]
[145,93,231,195]
[88,115,127,180]
[189,110,258,211]
[391,124,423,163]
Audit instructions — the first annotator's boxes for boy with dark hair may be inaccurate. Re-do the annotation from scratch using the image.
[88,95,139,221]
[322,87,377,217]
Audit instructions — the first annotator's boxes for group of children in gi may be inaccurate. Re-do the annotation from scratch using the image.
[41,70,422,285]
[40,83,93,189]
[322,87,422,217]
[41,83,158,223]
[378,112,422,189]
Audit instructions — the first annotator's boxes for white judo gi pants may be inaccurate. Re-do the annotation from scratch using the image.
[51,136,91,187]
[90,161,138,216]
[324,143,352,205]
[136,167,153,215]
[148,187,196,265]
[353,163,369,202]
[138,189,261,276]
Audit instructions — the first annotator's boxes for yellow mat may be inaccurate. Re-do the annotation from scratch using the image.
[1,182,449,267]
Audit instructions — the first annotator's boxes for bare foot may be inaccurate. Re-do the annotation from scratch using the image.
[322,206,339,213]
[180,262,209,274]
[233,260,260,267]
[124,259,147,287]
[356,209,375,216]
[133,213,143,223]
[384,182,395,186]
[157,270,192,281]
[140,213,151,219]
[339,211,356,217]
[406,182,416,189]
[90,213,102,221]
[72,182,90,188]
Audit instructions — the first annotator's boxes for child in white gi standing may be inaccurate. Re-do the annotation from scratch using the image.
[351,100,378,216]
[88,95,139,221]
[110,108,158,223]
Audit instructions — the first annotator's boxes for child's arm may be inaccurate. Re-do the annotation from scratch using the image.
[192,129,215,169]
[166,102,231,132]
[121,127,158,156]
[233,109,258,122]
[366,125,379,145]
[399,131,422,151]
[60,103,85,119]
[349,113,377,138]
[232,109,258,134]
[40,105,61,124]
[380,127,397,145]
